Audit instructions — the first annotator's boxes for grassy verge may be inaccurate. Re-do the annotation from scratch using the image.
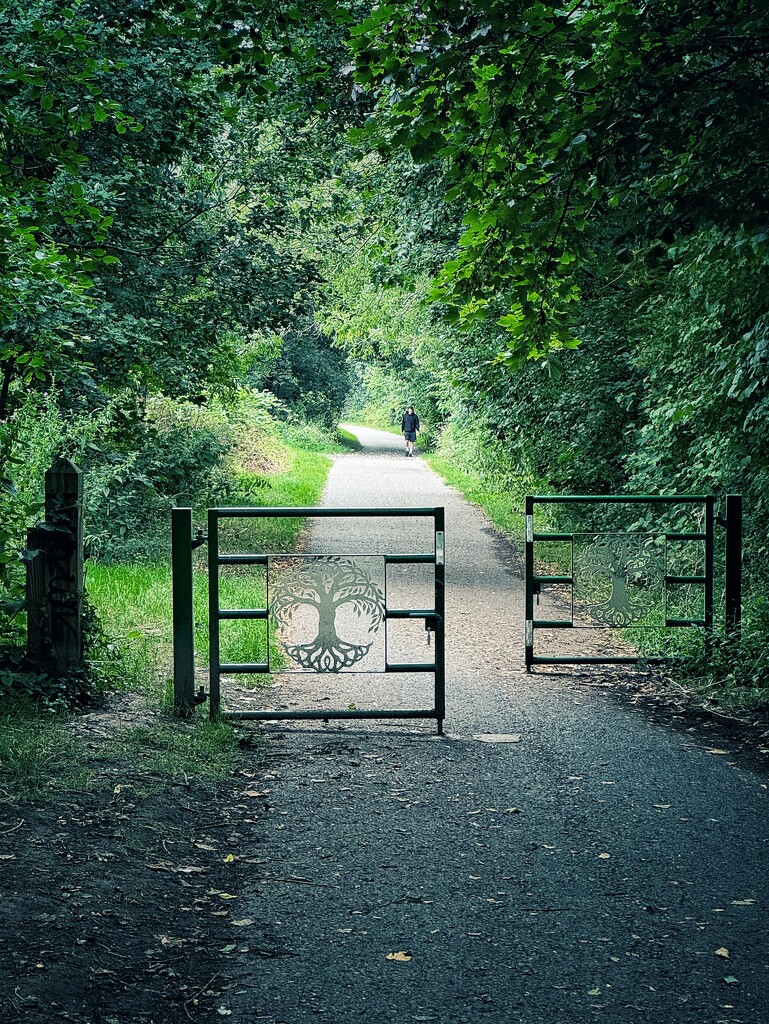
[0,414,340,803]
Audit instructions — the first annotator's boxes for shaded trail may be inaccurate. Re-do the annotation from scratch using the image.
[226,425,768,1024]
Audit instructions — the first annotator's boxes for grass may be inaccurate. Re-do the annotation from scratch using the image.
[0,703,92,800]
[336,426,361,450]
[95,718,244,792]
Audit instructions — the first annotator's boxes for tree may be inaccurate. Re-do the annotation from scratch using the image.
[347,0,769,364]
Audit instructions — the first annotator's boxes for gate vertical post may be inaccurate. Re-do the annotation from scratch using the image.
[725,493,743,639]
[704,496,715,653]
[172,508,196,715]
[524,496,534,670]
[434,506,446,735]
[208,509,221,719]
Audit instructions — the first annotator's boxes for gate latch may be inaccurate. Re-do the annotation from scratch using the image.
[533,579,541,606]
[425,613,439,646]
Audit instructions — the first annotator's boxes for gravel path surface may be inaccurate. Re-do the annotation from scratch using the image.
[225,425,768,1024]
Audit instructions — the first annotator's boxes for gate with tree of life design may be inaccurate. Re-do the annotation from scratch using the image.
[524,494,743,668]
[172,506,445,733]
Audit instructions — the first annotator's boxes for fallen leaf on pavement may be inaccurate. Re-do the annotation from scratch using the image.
[386,951,412,962]
[715,948,730,959]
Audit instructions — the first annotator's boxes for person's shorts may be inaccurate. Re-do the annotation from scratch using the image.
[404,431,416,442]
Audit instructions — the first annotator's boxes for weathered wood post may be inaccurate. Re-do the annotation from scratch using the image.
[26,457,84,674]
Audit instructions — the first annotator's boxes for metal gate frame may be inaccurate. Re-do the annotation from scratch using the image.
[172,506,446,733]
[524,493,743,669]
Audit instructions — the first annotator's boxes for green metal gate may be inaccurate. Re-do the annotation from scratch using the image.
[172,506,446,733]
[524,494,742,669]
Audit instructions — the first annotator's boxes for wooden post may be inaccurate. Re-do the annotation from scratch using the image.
[26,457,84,674]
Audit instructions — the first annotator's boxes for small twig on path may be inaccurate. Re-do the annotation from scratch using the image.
[184,972,221,1019]
[363,893,427,914]
[0,819,24,835]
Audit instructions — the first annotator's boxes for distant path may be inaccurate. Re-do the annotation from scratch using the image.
[228,425,768,1023]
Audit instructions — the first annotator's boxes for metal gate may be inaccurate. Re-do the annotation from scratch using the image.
[172,506,445,733]
[524,494,742,669]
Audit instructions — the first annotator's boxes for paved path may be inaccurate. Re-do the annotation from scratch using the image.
[227,425,768,1024]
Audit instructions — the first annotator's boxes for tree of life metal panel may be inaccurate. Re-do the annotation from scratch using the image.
[572,533,665,627]
[268,556,386,672]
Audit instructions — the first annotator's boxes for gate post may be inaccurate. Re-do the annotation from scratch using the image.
[26,457,84,675]
[172,507,196,715]
[434,506,446,735]
[524,496,534,670]
[724,493,743,639]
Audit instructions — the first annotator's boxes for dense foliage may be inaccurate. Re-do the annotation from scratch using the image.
[0,1,353,660]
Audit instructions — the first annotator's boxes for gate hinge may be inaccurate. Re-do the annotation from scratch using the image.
[191,528,207,550]
[193,686,208,705]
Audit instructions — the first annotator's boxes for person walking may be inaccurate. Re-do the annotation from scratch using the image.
[401,405,420,457]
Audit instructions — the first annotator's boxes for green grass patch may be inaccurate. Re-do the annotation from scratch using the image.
[336,426,361,450]
[0,703,92,800]
[95,717,244,792]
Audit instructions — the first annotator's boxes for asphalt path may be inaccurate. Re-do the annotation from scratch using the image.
[226,424,768,1024]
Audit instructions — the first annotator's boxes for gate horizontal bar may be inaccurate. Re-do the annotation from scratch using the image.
[218,609,268,620]
[218,554,269,565]
[665,576,707,585]
[219,552,435,565]
[210,507,441,519]
[532,656,671,665]
[666,533,707,541]
[386,609,436,619]
[665,618,706,627]
[533,533,572,541]
[221,708,436,722]
[535,575,573,584]
[385,662,436,672]
[530,495,709,504]
[385,554,435,564]
[220,662,269,673]
[533,619,573,628]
